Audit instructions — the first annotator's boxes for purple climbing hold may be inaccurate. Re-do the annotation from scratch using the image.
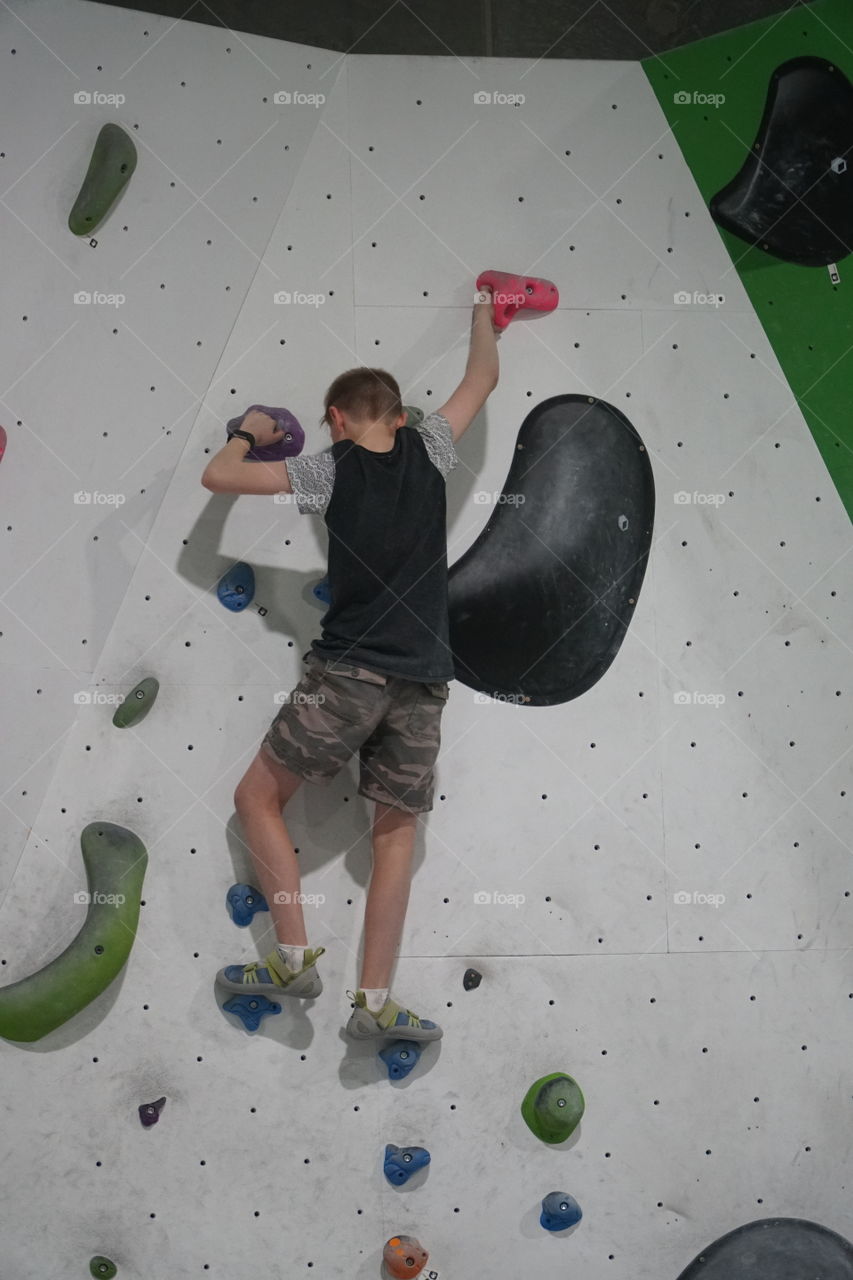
[226,405,304,463]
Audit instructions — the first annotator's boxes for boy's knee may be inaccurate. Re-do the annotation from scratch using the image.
[234,775,268,813]
[233,782,252,814]
[234,759,302,814]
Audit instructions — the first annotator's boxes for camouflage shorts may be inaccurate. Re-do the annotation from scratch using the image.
[261,651,450,813]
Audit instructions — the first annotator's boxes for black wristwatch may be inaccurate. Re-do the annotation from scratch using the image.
[227,428,256,451]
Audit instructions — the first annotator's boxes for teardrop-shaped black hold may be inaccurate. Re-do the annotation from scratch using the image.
[463,968,482,991]
[710,56,853,267]
[448,394,654,706]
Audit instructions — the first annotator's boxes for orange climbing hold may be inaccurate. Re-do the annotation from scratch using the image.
[383,1234,429,1278]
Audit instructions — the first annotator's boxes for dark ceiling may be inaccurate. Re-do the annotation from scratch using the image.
[92,0,804,61]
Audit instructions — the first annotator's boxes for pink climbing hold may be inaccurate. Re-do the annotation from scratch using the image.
[476,269,559,329]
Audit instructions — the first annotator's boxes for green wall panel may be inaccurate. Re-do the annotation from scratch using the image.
[643,0,853,521]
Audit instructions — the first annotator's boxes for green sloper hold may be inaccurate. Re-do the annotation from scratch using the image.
[403,405,424,427]
[0,822,147,1043]
[112,677,159,728]
[521,1072,585,1144]
[68,123,137,236]
[90,1259,117,1279]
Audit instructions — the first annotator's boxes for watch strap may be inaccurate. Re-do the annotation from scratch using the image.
[227,428,256,451]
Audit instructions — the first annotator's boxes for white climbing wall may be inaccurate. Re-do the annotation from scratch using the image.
[0,2,851,1278]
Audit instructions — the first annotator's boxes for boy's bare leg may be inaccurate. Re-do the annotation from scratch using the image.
[360,801,418,990]
[233,749,308,946]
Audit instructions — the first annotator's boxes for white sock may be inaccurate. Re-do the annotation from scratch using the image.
[361,986,389,1014]
[276,942,307,974]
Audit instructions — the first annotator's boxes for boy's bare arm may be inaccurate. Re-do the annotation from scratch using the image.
[437,293,500,444]
[201,435,294,495]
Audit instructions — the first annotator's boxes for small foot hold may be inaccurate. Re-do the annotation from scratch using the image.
[226,883,269,927]
[218,562,255,612]
[138,1096,166,1128]
[113,676,159,728]
[383,1235,429,1279]
[522,1072,585,1144]
[223,993,281,1032]
[462,967,482,991]
[89,1259,118,1279]
[378,1039,422,1081]
[384,1143,431,1185]
[540,1191,582,1231]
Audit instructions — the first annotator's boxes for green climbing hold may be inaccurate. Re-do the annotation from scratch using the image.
[89,1258,117,1279]
[403,405,424,428]
[69,123,137,236]
[0,822,148,1043]
[112,676,159,728]
[521,1072,585,1144]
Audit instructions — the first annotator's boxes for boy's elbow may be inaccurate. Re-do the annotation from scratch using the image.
[201,469,220,492]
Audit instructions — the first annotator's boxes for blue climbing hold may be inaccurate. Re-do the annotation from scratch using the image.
[226,883,269,927]
[223,994,281,1032]
[384,1143,431,1185]
[312,577,331,607]
[379,1040,421,1080]
[218,562,255,612]
[540,1191,582,1232]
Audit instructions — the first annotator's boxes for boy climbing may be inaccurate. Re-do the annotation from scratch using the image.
[201,285,500,1041]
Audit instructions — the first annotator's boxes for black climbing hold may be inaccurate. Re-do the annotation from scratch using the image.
[710,57,853,267]
[463,968,482,991]
[676,1217,853,1279]
[138,1096,166,1127]
[448,394,654,705]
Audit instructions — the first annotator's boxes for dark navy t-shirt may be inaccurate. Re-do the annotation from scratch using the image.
[285,411,459,682]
